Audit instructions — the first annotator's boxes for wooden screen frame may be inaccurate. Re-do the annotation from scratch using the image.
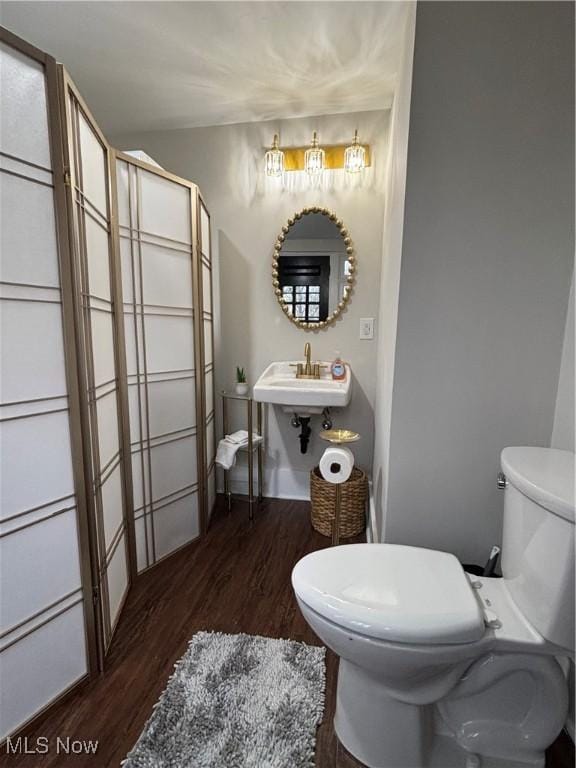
[0,26,99,738]
[113,150,211,551]
[195,194,217,527]
[57,68,137,664]
[0,25,215,741]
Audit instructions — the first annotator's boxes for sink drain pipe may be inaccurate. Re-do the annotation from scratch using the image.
[291,414,312,454]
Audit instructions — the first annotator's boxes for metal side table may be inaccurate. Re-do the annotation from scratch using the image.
[221,391,264,520]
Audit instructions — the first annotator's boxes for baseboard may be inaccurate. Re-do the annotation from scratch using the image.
[218,468,379,541]
[217,466,310,501]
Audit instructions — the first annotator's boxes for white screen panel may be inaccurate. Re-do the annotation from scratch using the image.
[117,158,201,571]
[200,206,210,258]
[107,535,128,628]
[127,384,142,443]
[205,369,214,417]
[123,316,138,379]
[116,161,130,227]
[144,315,194,373]
[144,515,154,565]
[96,391,120,469]
[139,170,191,244]
[90,310,116,386]
[0,43,51,168]
[0,173,59,286]
[100,464,124,550]
[202,264,212,313]
[141,243,193,309]
[134,516,148,570]
[120,238,134,305]
[0,300,67,403]
[132,450,150,515]
[206,419,215,465]
[147,378,195,438]
[0,509,82,633]
[0,43,93,740]
[203,320,213,366]
[153,494,199,561]
[67,90,131,653]
[151,436,197,501]
[0,603,87,741]
[85,215,111,301]
[131,452,145,512]
[200,203,214,518]
[78,111,107,215]
[0,411,74,519]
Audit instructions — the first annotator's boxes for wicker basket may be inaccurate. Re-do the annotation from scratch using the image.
[310,466,367,542]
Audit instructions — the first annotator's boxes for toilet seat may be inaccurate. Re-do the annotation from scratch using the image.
[292,543,485,645]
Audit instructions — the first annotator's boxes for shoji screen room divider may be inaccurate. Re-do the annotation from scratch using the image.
[115,153,214,570]
[0,31,96,743]
[0,27,216,741]
[59,69,134,660]
[198,199,217,522]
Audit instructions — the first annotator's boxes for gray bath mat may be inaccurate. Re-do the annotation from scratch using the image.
[123,631,326,768]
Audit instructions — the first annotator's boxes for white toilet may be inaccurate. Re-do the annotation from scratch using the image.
[292,447,575,768]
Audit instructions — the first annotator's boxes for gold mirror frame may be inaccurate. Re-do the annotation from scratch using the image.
[272,206,356,330]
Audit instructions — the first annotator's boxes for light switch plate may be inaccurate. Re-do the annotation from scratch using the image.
[359,317,374,340]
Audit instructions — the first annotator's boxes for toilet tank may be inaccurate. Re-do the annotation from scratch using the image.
[500,447,575,652]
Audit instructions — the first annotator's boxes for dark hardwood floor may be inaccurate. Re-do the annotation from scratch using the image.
[2,497,573,768]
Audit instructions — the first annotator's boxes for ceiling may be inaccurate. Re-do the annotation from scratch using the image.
[0,1,408,135]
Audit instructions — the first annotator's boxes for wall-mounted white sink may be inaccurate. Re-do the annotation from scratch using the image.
[253,361,352,415]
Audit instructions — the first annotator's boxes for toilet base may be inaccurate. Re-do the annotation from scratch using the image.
[333,659,548,768]
[334,659,430,768]
[335,732,545,768]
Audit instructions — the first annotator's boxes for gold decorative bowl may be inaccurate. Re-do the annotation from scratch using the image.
[319,429,360,444]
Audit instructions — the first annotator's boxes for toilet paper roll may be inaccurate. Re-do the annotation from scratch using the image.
[319,446,354,484]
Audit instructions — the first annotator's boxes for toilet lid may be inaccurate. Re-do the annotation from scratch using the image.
[292,544,485,645]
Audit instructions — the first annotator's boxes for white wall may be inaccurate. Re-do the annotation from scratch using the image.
[377,1,575,565]
[551,272,575,452]
[371,2,416,541]
[112,110,389,498]
[549,269,575,743]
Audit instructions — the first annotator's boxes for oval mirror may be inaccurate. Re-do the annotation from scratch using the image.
[272,207,355,330]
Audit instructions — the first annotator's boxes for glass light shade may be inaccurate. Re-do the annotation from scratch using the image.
[344,131,366,173]
[305,132,325,176]
[265,134,284,177]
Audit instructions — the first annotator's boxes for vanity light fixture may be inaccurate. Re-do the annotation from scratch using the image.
[304,132,325,176]
[344,130,366,173]
[262,134,370,174]
[265,134,285,177]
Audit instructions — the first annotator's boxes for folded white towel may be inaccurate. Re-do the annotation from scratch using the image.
[216,439,240,470]
[215,432,262,470]
[225,430,251,445]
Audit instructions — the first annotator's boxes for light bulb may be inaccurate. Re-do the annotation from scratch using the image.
[344,130,366,173]
[265,134,284,177]
[304,131,325,176]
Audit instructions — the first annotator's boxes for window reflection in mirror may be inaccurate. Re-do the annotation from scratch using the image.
[278,213,351,324]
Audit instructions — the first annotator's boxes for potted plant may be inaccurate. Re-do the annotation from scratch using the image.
[235,367,249,396]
